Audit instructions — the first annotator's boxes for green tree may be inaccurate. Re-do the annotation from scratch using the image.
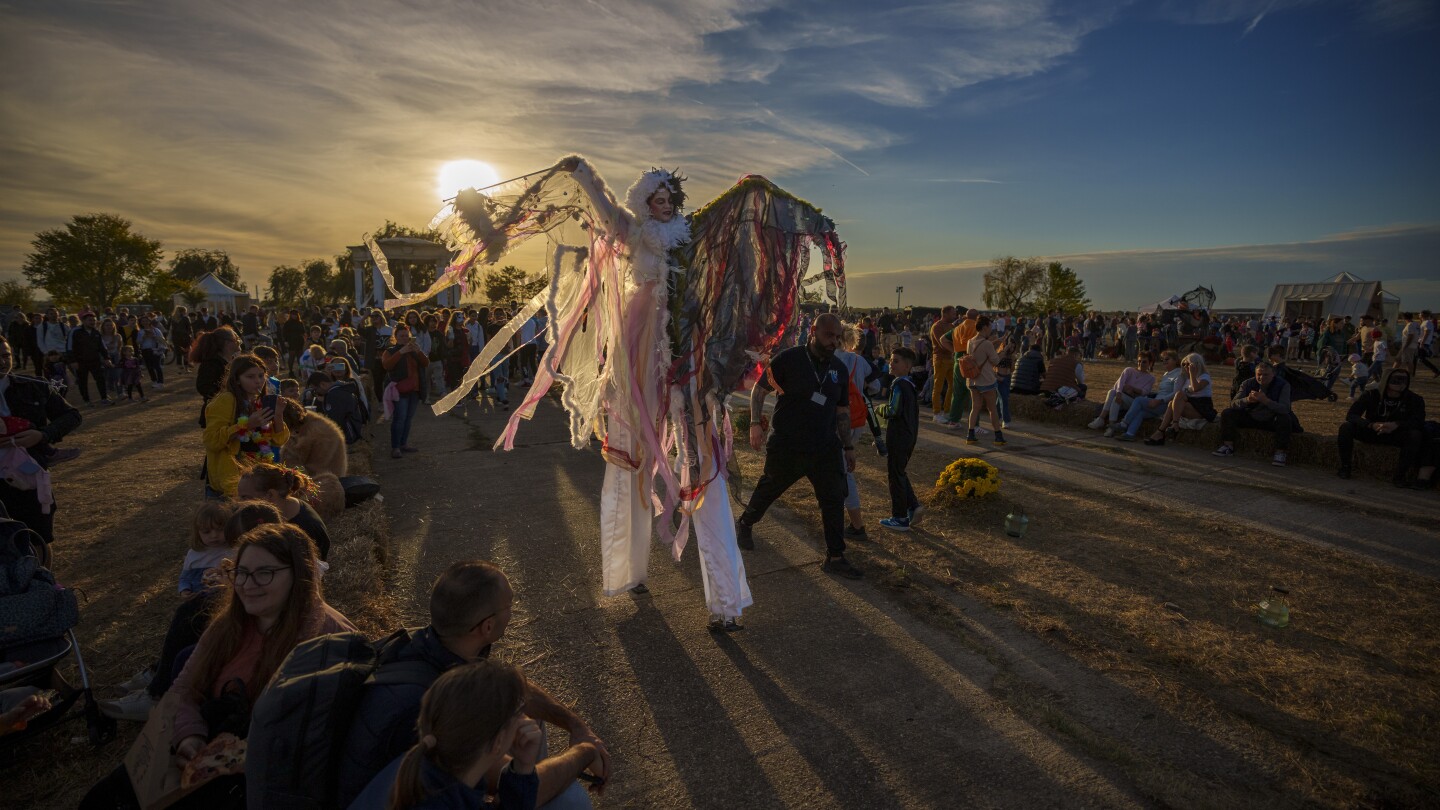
[141,273,191,311]
[982,256,1046,315]
[267,265,306,307]
[1035,262,1092,315]
[483,264,546,305]
[23,213,164,308]
[180,285,210,309]
[0,280,39,312]
[169,248,244,291]
[301,259,338,305]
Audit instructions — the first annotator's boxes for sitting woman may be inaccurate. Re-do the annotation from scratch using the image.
[81,524,355,810]
[1114,350,1183,441]
[236,462,333,560]
[1145,353,1216,446]
[1088,351,1155,435]
[203,354,289,498]
[348,660,543,810]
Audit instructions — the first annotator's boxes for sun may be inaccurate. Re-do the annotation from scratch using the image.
[436,159,501,200]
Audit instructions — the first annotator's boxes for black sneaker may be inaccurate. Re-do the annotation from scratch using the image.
[844,525,869,540]
[736,519,754,550]
[822,555,863,579]
[1337,465,1352,480]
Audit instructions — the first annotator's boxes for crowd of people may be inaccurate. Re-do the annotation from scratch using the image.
[1,295,1435,808]
[0,301,597,810]
[795,305,1438,488]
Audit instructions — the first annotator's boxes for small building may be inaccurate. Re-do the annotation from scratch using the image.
[1263,272,1399,324]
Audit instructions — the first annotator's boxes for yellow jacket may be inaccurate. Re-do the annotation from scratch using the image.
[203,392,290,496]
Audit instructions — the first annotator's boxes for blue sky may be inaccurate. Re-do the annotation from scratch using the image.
[1,0,1436,310]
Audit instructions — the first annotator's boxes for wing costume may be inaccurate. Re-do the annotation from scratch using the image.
[382,156,844,617]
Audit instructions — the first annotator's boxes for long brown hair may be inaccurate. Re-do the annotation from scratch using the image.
[190,524,322,698]
[220,353,266,407]
[389,660,526,810]
[191,326,239,364]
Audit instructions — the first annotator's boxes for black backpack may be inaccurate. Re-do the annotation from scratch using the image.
[245,631,434,810]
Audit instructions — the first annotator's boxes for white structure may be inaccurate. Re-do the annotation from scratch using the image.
[174,272,250,313]
[1263,272,1399,324]
[346,237,459,310]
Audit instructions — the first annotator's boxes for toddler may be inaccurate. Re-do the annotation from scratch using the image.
[44,350,67,391]
[1346,353,1370,398]
[119,346,146,401]
[178,501,236,597]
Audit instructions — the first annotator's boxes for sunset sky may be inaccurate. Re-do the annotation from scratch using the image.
[3,0,1437,310]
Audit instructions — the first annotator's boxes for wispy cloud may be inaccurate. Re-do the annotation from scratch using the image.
[1242,0,1276,36]
[924,178,1004,184]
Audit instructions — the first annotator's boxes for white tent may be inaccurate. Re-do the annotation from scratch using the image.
[1263,272,1398,324]
[174,272,249,313]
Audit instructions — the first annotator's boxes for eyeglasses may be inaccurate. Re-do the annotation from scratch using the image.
[225,566,291,586]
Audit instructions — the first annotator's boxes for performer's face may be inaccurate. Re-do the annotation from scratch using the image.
[648,187,674,223]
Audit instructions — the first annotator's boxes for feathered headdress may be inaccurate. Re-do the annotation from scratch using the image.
[624,168,687,222]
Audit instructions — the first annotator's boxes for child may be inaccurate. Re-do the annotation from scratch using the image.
[299,343,326,379]
[876,347,922,533]
[1370,335,1389,385]
[1231,344,1259,399]
[44,350,68,392]
[279,378,301,402]
[347,660,544,810]
[1346,353,1370,399]
[119,346,146,401]
[178,502,236,597]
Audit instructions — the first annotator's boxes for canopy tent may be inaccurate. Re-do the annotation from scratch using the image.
[1263,272,1398,324]
[174,272,249,313]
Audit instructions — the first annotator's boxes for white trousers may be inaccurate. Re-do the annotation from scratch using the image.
[599,453,752,619]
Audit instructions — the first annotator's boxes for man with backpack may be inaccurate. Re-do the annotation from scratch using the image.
[328,560,607,809]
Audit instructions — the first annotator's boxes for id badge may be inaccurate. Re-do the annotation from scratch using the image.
[811,391,827,406]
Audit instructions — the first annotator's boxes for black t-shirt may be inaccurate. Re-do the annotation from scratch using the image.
[761,345,847,453]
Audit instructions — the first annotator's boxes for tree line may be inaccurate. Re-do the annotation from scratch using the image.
[10,213,550,311]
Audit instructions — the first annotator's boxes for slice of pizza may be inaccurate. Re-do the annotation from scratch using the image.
[181,732,248,789]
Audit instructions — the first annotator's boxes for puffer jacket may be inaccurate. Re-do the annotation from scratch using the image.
[1010,349,1045,393]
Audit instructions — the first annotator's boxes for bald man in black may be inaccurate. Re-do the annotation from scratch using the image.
[736,313,863,579]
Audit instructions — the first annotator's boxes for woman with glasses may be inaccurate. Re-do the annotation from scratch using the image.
[82,523,355,809]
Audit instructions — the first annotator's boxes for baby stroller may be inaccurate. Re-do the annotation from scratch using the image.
[1280,363,1339,403]
[0,511,115,748]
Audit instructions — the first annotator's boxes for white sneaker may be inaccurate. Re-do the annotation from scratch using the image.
[933,414,952,425]
[152,382,165,389]
[1271,451,1287,467]
[1103,426,1116,438]
[1087,417,1106,430]
[116,667,154,693]
[100,688,155,722]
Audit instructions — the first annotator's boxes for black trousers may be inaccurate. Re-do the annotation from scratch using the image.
[741,444,848,558]
[1337,422,1423,479]
[1220,407,1292,451]
[75,364,108,402]
[148,591,218,698]
[887,435,918,519]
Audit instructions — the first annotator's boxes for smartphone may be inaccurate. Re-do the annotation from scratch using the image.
[576,773,605,786]
[261,394,278,412]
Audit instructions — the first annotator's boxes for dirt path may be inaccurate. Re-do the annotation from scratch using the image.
[381,392,1415,809]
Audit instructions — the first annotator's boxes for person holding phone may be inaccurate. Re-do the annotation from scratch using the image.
[202,353,290,498]
[381,324,429,459]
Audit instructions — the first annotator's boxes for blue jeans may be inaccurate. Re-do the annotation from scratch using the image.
[1121,396,1167,437]
[391,392,419,449]
[996,377,1011,425]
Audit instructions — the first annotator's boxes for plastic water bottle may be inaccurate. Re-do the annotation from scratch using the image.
[1256,586,1290,628]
